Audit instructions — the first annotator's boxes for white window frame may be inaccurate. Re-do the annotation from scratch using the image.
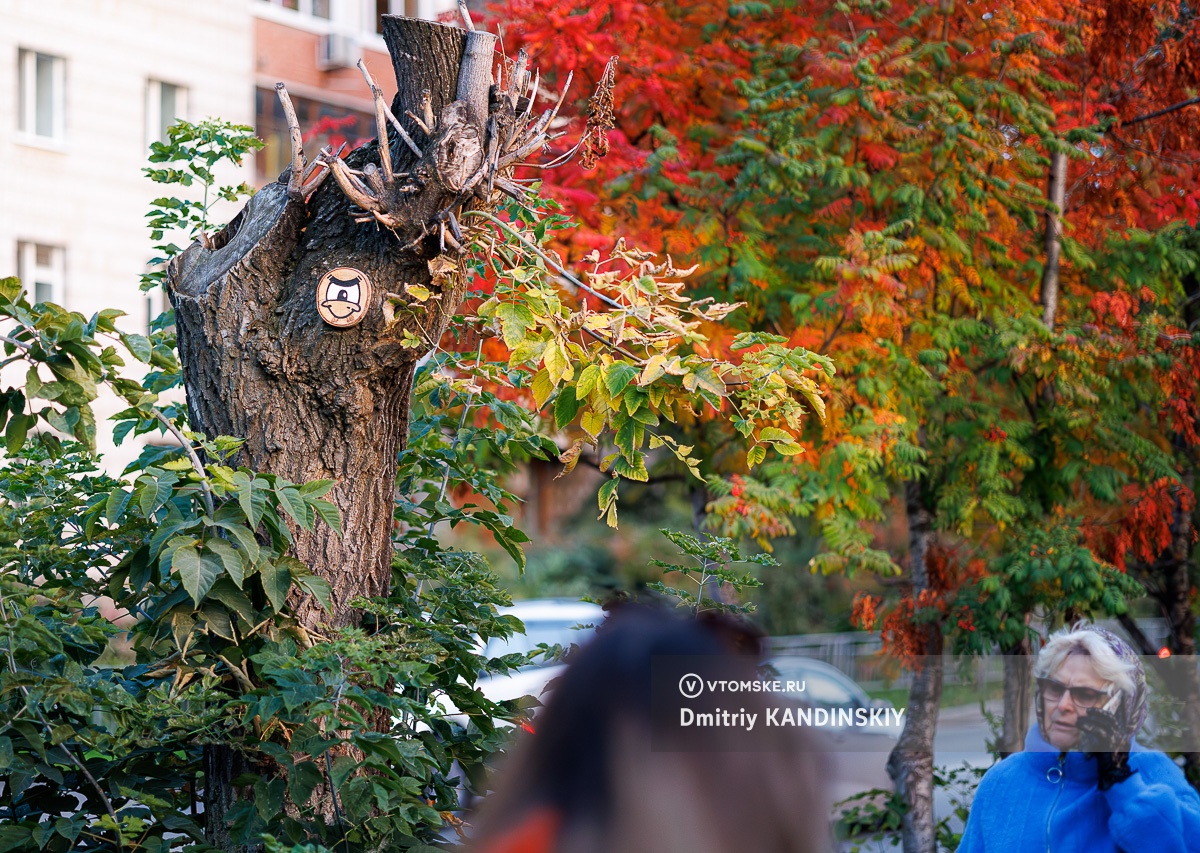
[17,48,66,144]
[257,0,333,19]
[146,79,189,148]
[16,242,66,306]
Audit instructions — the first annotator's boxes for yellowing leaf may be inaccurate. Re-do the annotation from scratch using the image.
[581,408,606,439]
[404,283,432,303]
[531,369,554,409]
[638,354,668,386]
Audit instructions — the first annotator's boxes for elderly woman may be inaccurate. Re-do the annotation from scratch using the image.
[957,624,1200,853]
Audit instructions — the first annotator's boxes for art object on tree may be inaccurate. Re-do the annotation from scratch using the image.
[317,267,372,327]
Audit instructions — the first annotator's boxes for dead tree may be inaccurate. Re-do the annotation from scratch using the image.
[165,15,570,630]
[165,13,589,842]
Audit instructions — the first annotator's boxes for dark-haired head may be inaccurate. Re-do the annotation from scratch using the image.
[470,605,829,853]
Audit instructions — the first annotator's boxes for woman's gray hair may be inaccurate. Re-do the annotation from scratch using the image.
[1034,625,1138,696]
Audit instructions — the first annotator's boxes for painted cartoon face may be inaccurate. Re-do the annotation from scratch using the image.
[317,267,372,328]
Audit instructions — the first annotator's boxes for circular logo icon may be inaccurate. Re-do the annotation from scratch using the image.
[317,267,372,328]
[678,673,704,699]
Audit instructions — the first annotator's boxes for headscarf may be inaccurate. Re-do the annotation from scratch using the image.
[1035,623,1149,744]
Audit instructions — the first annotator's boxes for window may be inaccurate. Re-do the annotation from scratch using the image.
[16,243,66,305]
[375,0,419,33]
[147,80,189,146]
[257,0,331,18]
[17,49,65,141]
[255,87,373,183]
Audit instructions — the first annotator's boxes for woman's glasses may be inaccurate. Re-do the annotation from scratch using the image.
[1036,677,1111,708]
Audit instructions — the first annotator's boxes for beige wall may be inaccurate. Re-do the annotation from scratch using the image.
[0,0,253,472]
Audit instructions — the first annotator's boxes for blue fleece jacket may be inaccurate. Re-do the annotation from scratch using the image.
[956,726,1200,853]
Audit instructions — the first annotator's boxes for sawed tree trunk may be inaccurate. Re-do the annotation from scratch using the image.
[167,16,498,845]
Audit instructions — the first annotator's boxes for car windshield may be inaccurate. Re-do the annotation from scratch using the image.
[484,619,597,667]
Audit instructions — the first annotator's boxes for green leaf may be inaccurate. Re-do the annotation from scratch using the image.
[553,386,580,429]
[212,519,261,565]
[233,471,268,529]
[276,486,312,530]
[604,362,639,398]
[309,498,342,534]
[576,363,601,398]
[5,412,34,454]
[120,332,153,363]
[294,572,333,614]
[207,537,246,588]
[201,604,235,640]
[173,543,223,605]
[259,559,293,613]
[288,761,324,807]
[207,580,258,630]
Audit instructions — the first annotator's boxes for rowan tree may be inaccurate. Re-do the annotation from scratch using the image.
[492,0,1200,845]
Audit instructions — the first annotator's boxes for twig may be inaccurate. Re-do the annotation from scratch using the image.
[456,0,475,31]
[275,83,307,200]
[357,61,393,184]
[1120,96,1200,128]
[153,410,215,517]
[457,209,624,310]
[0,334,33,351]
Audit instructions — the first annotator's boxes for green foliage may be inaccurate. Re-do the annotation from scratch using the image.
[951,522,1145,654]
[834,763,987,853]
[0,278,148,455]
[647,527,776,615]
[141,119,262,292]
[0,122,531,852]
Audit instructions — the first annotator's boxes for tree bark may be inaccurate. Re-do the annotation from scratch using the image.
[887,473,943,853]
[168,17,496,631]
[998,632,1031,756]
[1040,149,1067,329]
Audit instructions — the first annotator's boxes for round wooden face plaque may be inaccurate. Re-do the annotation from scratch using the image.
[317,267,373,328]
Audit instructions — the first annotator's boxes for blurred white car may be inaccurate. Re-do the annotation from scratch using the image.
[440,598,606,728]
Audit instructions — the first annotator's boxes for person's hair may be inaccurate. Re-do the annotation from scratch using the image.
[1034,625,1138,696]
[469,605,830,853]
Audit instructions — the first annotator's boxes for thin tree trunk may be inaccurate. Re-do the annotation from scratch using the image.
[999,633,1031,756]
[1163,469,1200,786]
[203,745,249,851]
[689,483,724,605]
[887,472,943,853]
[1040,149,1067,329]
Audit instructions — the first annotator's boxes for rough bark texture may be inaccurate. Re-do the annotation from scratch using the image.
[168,17,495,632]
[887,471,943,853]
[201,745,250,852]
